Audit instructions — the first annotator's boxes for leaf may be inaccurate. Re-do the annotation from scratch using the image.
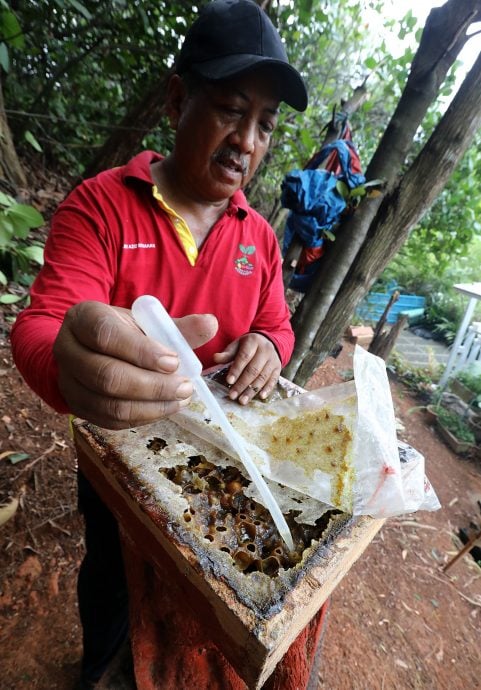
[24,130,43,152]
[21,244,44,265]
[0,450,22,461]
[0,190,14,207]
[1,9,24,48]
[0,449,30,463]
[68,0,92,20]
[0,41,9,72]
[0,496,19,527]
[0,270,7,286]
[300,127,315,151]
[298,0,314,24]
[0,293,24,304]
[350,186,366,197]
[0,220,14,245]
[6,211,32,237]
[336,180,349,200]
[0,12,25,48]
[137,6,150,33]
[8,203,44,228]
[364,56,377,70]
[8,452,30,464]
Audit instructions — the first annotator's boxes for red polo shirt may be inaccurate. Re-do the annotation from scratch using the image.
[11,151,294,412]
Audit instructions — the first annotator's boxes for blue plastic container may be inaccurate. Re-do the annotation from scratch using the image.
[356,292,426,324]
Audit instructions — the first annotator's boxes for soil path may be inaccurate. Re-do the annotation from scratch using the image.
[1,337,480,690]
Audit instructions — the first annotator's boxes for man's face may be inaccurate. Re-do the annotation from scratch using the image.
[169,69,280,203]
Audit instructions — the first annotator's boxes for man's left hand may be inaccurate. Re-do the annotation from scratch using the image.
[213,333,281,404]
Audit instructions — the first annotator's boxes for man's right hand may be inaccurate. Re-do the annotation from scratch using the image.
[52,301,218,429]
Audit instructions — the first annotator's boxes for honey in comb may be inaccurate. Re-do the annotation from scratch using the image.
[157,454,339,577]
[260,406,354,508]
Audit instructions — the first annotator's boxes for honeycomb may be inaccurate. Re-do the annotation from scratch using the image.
[148,438,339,578]
[262,408,353,508]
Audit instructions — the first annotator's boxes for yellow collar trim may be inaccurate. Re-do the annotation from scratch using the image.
[152,185,198,266]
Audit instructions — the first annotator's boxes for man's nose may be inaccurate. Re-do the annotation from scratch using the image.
[229,118,256,153]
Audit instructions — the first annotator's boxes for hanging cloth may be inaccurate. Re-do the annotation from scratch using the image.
[281,136,365,292]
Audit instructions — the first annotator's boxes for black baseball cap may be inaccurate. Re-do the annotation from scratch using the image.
[175,0,308,112]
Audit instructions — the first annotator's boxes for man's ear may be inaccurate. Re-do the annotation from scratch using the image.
[164,74,188,130]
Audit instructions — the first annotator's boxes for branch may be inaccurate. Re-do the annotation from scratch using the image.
[292,49,481,384]
[283,0,481,382]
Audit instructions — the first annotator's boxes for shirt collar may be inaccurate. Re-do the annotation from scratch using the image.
[122,151,249,220]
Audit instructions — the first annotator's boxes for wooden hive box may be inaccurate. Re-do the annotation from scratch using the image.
[73,377,384,688]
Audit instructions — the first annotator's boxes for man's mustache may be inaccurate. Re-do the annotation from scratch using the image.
[213,148,249,176]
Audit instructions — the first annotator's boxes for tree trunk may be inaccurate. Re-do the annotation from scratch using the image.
[283,0,481,384]
[82,73,170,179]
[0,74,26,191]
[289,47,481,385]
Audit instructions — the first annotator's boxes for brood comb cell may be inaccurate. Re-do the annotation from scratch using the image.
[158,454,338,576]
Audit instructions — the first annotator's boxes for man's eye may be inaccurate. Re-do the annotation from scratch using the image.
[222,106,242,116]
[260,122,274,135]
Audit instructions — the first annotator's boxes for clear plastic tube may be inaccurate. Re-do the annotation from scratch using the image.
[131,295,294,550]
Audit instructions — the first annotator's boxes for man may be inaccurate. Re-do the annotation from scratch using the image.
[11,1,307,686]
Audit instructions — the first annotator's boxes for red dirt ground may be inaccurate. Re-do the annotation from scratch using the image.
[0,334,480,690]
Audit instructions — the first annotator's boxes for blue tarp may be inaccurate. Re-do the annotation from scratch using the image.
[281,140,366,292]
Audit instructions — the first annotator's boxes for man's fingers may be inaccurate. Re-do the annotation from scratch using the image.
[235,365,272,404]
[175,313,218,350]
[64,347,193,402]
[59,377,192,430]
[65,301,180,372]
[53,301,201,428]
[222,334,281,404]
[224,339,256,386]
[212,339,239,365]
[253,368,279,401]
[66,304,218,368]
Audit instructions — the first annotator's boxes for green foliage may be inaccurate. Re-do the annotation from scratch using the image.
[388,351,441,396]
[455,371,481,398]
[0,0,478,275]
[380,134,481,288]
[0,0,467,207]
[0,191,44,284]
[3,0,201,170]
[376,131,481,344]
[423,295,461,345]
[2,0,423,200]
[436,406,475,444]
[0,3,24,72]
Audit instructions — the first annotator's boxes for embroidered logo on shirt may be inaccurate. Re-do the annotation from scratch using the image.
[234,244,255,276]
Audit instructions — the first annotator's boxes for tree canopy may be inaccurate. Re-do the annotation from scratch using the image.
[1,0,481,382]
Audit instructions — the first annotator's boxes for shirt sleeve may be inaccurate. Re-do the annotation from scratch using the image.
[10,180,119,412]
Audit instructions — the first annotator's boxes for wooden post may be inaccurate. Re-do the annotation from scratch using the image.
[368,292,409,361]
[442,528,481,573]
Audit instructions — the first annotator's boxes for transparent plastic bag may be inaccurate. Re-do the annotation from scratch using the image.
[172,346,440,517]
